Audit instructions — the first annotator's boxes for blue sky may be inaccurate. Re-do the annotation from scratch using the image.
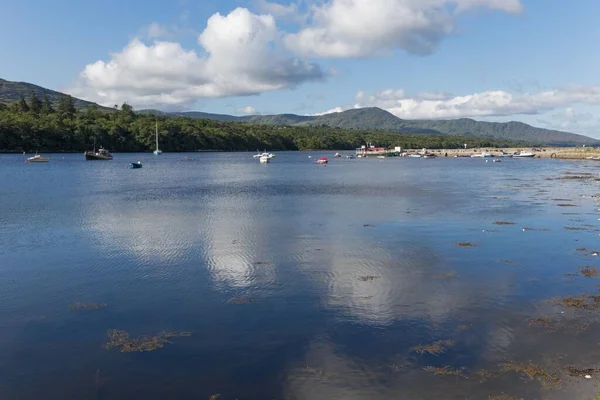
[1,0,600,136]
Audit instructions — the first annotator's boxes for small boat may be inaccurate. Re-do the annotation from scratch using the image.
[334,152,341,158]
[316,157,328,164]
[26,154,50,163]
[153,119,162,155]
[129,161,143,169]
[253,150,275,159]
[493,159,502,163]
[259,155,270,164]
[513,151,535,158]
[500,152,513,158]
[423,153,437,158]
[85,147,113,160]
[346,155,355,159]
[408,154,422,158]
[471,152,492,158]
[376,155,386,159]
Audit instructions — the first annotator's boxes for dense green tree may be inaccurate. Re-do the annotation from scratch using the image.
[0,105,533,153]
[29,90,42,115]
[18,96,29,113]
[57,95,76,119]
[41,94,54,114]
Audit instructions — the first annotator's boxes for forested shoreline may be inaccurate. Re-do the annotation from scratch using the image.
[0,93,531,153]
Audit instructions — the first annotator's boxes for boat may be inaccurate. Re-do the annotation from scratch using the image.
[259,155,270,164]
[316,157,328,164]
[500,151,513,158]
[513,151,535,158]
[253,150,275,159]
[26,154,50,163]
[408,154,422,158]
[423,154,437,158]
[334,152,341,158]
[493,159,502,163]
[346,155,355,159]
[85,147,113,160]
[376,155,386,159]
[153,119,162,155]
[471,152,493,158]
[129,161,143,169]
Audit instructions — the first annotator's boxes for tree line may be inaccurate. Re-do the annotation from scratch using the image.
[0,92,528,153]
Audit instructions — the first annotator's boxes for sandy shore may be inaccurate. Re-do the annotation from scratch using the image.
[424,147,600,160]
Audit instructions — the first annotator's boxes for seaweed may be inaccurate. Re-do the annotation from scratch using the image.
[70,302,107,311]
[455,242,476,247]
[581,266,600,277]
[493,221,516,225]
[227,297,254,304]
[357,275,381,282]
[104,329,191,353]
[412,339,455,355]
[499,362,560,387]
[423,365,466,378]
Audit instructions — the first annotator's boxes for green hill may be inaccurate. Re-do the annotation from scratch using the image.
[0,78,109,111]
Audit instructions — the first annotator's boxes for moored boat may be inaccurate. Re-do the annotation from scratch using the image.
[513,151,535,158]
[259,155,270,164]
[153,119,162,155]
[85,147,113,160]
[129,161,143,169]
[26,154,50,163]
[316,157,328,164]
[471,152,492,158]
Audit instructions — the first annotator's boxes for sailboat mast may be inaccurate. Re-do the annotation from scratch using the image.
[155,118,158,151]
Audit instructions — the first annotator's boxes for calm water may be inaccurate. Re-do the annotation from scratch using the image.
[2,152,600,399]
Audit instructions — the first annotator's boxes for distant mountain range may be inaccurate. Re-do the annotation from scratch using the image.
[1,78,596,145]
[140,107,598,146]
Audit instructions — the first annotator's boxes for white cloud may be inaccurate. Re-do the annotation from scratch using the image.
[69,7,325,109]
[317,86,600,121]
[236,105,257,114]
[284,0,522,57]
[256,0,299,18]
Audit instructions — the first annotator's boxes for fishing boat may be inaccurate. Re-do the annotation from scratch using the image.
[85,146,113,160]
[513,151,535,158]
[316,157,328,164]
[26,154,50,163]
[259,155,270,164]
[153,119,162,155]
[129,161,143,169]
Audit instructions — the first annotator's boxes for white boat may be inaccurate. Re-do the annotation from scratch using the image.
[500,152,513,158]
[253,151,275,159]
[493,159,502,163]
[26,154,50,163]
[471,152,492,158]
[153,119,162,155]
[408,154,422,158]
[259,155,270,164]
[513,151,535,158]
[334,152,341,158]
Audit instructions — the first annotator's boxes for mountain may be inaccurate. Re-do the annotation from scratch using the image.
[151,107,596,146]
[0,78,108,111]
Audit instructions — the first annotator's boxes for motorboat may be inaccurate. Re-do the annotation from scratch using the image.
[85,147,113,160]
[259,155,270,164]
[129,161,143,169]
[471,152,492,158]
[153,119,162,155]
[253,151,275,159]
[346,155,355,159]
[316,157,328,164]
[513,151,535,158]
[408,154,422,158]
[334,152,341,158]
[493,159,502,163]
[500,151,513,158]
[26,154,50,163]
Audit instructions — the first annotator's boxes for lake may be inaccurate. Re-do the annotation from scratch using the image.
[1,152,600,399]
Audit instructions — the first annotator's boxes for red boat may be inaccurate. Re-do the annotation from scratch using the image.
[316,157,328,164]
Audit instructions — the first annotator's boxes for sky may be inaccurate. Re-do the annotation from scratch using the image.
[1,0,600,137]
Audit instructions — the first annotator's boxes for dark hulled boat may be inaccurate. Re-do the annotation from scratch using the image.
[85,147,113,160]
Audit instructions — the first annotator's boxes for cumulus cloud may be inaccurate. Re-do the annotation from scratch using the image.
[236,105,258,114]
[69,7,325,109]
[284,0,522,57]
[256,0,299,18]
[318,86,600,120]
[145,22,170,38]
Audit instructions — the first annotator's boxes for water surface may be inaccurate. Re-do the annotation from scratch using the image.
[1,152,600,399]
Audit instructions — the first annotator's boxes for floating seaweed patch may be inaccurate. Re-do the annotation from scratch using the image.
[455,242,477,247]
[70,302,107,311]
[580,266,600,277]
[500,260,518,265]
[104,329,191,353]
[577,248,589,252]
[557,204,577,207]
[493,221,516,225]
[565,366,600,378]
[474,368,496,382]
[488,394,524,400]
[412,339,455,355]
[227,297,254,304]
[423,365,466,378]
[564,227,584,231]
[436,273,457,279]
[499,362,560,387]
[357,275,381,282]
[253,261,273,266]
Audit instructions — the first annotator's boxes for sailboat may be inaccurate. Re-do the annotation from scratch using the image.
[153,119,162,155]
